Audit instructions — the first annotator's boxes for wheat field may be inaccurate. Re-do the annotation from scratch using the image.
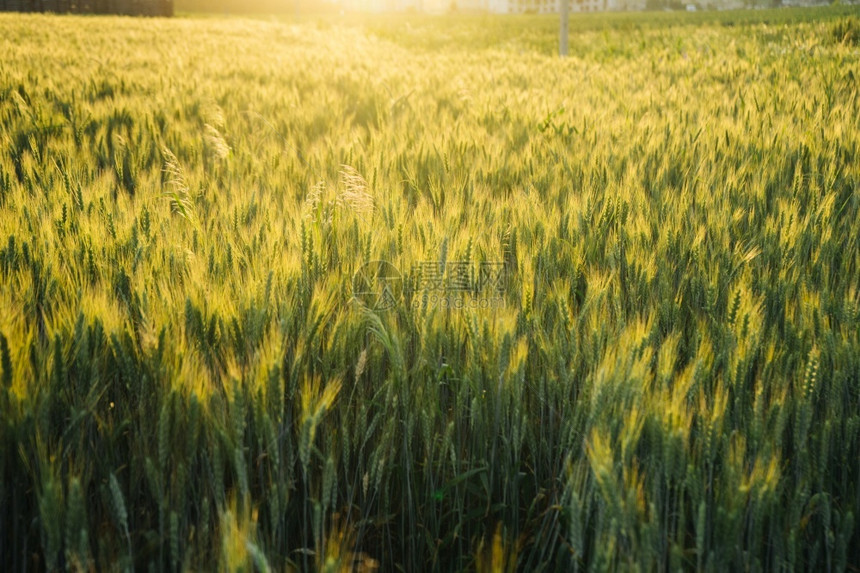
[0,7,859,571]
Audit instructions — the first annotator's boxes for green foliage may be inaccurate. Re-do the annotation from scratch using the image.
[0,6,859,571]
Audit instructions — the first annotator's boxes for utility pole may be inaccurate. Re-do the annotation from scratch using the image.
[560,0,569,57]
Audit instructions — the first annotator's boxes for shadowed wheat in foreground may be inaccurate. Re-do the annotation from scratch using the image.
[0,8,859,572]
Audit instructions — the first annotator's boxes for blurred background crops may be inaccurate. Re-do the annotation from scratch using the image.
[1,7,859,571]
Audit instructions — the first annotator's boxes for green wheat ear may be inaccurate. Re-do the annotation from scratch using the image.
[161,146,199,229]
[37,472,63,571]
[108,473,130,549]
[65,477,91,570]
[0,333,11,388]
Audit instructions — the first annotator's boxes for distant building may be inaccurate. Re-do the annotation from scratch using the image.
[0,0,172,15]
[487,0,557,13]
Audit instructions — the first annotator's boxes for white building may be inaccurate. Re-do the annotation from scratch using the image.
[488,0,559,13]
